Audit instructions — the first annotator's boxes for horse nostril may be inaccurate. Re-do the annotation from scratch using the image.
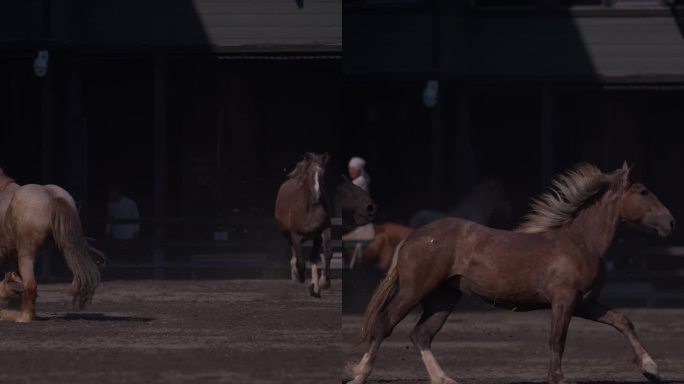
[367,204,376,214]
[671,220,676,232]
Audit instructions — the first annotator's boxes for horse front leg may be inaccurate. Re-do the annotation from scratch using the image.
[575,301,660,382]
[319,227,333,290]
[309,236,322,298]
[289,233,306,284]
[548,294,576,384]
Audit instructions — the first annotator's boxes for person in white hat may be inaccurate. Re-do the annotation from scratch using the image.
[348,156,370,192]
[343,157,375,258]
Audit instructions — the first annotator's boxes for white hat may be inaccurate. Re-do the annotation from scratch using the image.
[348,157,366,170]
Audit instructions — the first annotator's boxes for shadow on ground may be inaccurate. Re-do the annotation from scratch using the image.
[37,312,155,322]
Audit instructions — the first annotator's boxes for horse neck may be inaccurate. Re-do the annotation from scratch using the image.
[565,191,621,259]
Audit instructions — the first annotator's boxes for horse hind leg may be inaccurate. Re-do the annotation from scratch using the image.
[409,284,462,384]
[347,288,423,384]
[319,227,332,290]
[16,254,38,323]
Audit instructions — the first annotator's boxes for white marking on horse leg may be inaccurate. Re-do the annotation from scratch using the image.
[311,262,319,294]
[314,170,320,200]
[290,246,298,281]
[318,256,329,288]
[349,353,373,384]
[641,354,660,380]
[420,350,457,384]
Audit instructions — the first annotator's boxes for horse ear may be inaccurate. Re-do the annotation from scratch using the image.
[621,161,632,185]
[304,152,312,162]
[321,152,330,165]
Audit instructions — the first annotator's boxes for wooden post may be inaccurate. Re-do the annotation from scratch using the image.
[153,55,167,279]
[456,86,476,195]
[39,56,54,281]
[41,72,53,184]
[430,101,443,209]
[540,84,554,190]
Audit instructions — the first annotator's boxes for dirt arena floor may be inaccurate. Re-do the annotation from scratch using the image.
[343,304,684,384]
[0,280,341,384]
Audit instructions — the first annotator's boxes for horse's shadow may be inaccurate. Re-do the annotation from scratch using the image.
[36,312,154,322]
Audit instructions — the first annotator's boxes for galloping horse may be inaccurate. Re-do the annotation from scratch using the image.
[0,168,104,323]
[348,163,674,384]
[275,153,333,297]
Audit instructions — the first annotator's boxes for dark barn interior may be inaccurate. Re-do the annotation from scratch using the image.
[0,0,342,279]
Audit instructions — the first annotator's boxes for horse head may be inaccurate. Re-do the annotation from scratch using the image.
[616,162,675,237]
[337,176,377,231]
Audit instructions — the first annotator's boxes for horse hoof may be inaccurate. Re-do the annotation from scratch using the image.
[641,356,661,382]
[308,284,321,298]
[291,269,305,284]
[319,276,331,289]
[15,312,34,323]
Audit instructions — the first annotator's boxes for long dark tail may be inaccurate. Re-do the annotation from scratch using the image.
[357,239,404,343]
[51,197,102,310]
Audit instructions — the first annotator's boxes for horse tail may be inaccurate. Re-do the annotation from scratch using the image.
[358,239,405,344]
[51,197,102,310]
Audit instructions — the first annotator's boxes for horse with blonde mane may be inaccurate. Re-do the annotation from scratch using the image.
[0,168,104,323]
[347,163,674,384]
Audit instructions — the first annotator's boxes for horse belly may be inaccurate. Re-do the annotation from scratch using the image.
[457,263,548,309]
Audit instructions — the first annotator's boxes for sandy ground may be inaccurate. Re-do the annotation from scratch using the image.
[0,280,341,384]
[343,305,684,384]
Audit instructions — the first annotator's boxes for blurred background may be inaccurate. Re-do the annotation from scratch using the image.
[343,0,684,311]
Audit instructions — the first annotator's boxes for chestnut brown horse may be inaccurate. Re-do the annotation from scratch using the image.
[348,163,674,384]
[0,168,104,323]
[275,153,333,297]
[354,223,413,273]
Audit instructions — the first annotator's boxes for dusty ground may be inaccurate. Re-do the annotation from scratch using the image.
[343,305,684,384]
[0,280,341,384]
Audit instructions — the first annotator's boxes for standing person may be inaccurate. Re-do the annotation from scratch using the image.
[348,156,370,192]
[344,157,375,264]
[105,187,140,240]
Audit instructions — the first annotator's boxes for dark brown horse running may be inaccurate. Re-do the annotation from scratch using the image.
[347,163,674,384]
[0,168,104,323]
[275,153,333,297]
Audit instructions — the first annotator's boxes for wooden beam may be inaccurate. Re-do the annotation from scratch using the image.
[153,55,168,279]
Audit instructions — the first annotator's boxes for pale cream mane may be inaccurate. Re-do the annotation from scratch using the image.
[517,163,616,234]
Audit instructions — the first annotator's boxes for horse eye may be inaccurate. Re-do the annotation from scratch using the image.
[639,189,649,196]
